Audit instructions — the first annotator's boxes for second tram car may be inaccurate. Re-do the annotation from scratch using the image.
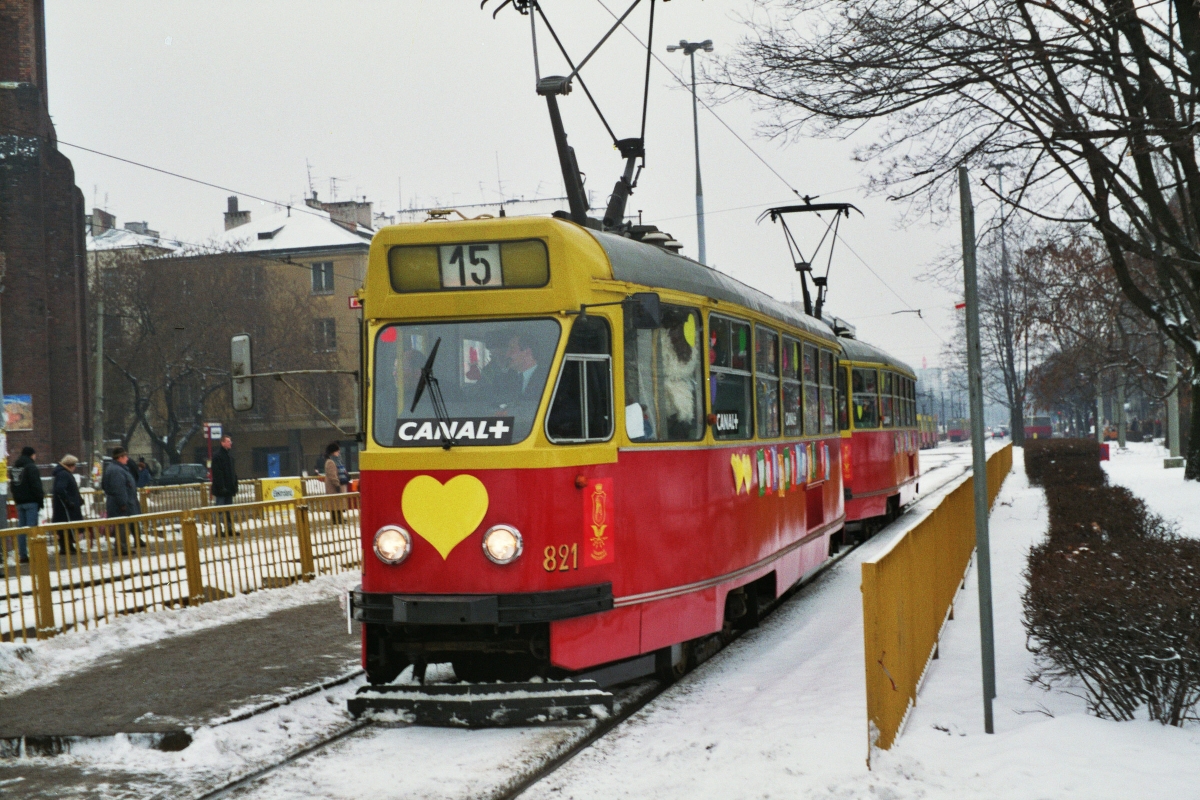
[351,216,849,685]
[838,338,921,537]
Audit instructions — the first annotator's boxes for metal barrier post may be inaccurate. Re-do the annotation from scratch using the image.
[296,502,316,581]
[27,528,57,640]
[181,511,205,605]
[254,479,264,502]
[139,487,149,514]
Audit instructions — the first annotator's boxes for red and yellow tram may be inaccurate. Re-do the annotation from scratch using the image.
[350,216,849,683]
[838,338,921,537]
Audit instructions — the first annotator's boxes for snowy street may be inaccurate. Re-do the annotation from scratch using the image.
[5,442,1200,799]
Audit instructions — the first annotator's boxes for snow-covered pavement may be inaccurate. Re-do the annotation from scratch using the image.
[1101,440,1200,539]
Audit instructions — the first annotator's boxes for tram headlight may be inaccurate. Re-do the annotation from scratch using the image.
[482,525,523,565]
[374,526,412,565]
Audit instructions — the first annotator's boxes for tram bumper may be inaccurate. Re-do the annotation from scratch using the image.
[348,584,616,727]
[350,583,613,626]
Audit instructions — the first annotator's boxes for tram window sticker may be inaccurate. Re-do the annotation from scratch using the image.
[388,239,549,292]
[373,318,561,447]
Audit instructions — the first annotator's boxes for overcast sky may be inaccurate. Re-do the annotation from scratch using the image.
[44,0,977,368]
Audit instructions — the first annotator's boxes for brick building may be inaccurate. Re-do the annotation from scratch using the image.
[0,0,90,464]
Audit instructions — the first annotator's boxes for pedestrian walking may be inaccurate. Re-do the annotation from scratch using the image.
[323,442,348,524]
[210,434,238,536]
[9,446,43,564]
[136,458,152,488]
[102,448,139,555]
[52,455,83,555]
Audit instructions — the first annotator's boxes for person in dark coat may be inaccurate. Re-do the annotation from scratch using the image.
[210,434,237,535]
[102,448,139,555]
[51,455,83,555]
[136,458,152,488]
[10,446,44,564]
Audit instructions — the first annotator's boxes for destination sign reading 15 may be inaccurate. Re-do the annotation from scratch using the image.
[394,418,513,447]
[439,243,503,288]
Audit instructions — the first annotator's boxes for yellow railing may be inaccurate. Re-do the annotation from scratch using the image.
[861,443,1012,759]
[0,493,361,642]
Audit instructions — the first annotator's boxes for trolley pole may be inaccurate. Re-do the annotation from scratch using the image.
[959,166,997,734]
[667,39,713,264]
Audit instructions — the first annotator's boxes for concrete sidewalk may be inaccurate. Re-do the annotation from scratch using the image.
[0,597,359,743]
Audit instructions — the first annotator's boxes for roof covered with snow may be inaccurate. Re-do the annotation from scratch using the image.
[87,228,183,253]
[178,205,373,259]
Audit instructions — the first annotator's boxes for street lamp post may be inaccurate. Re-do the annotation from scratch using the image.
[667,39,713,264]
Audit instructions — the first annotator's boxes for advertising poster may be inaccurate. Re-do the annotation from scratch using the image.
[4,395,32,431]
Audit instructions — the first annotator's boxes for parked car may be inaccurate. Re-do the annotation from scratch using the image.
[154,463,208,486]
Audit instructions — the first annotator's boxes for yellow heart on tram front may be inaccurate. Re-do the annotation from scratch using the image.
[401,474,489,560]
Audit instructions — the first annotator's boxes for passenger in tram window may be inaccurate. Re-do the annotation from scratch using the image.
[625,306,703,441]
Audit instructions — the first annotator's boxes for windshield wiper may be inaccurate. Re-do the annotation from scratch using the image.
[409,337,457,450]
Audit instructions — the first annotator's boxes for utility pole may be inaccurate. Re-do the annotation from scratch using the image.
[991,164,1023,447]
[1166,341,1183,468]
[959,166,997,735]
[667,39,713,264]
[93,288,105,484]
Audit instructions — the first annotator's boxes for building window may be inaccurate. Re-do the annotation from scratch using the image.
[314,318,337,352]
[312,261,334,294]
[242,264,264,299]
[314,375,340,416]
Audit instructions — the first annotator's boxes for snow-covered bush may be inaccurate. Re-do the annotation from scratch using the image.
[1024,530,1200,725]
[1024,438,1105,487]
[1024,440,1200,726]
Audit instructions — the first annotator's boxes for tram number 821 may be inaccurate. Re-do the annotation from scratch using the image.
[543,544,579,572]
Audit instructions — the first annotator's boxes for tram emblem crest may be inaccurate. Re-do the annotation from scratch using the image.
[583,478,615,566]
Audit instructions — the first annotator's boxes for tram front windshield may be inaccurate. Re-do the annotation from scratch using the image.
[373,319,561,447]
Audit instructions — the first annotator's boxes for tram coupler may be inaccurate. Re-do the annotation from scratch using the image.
[347,680,614,728]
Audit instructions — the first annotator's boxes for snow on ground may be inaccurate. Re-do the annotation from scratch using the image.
[0,572,359,698]
[1102,439,1200,539]
[522,447,1200,800]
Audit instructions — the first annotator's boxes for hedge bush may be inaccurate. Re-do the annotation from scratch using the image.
[1023,439,1200,725]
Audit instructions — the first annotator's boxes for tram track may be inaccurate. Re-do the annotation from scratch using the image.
[188,448,977,800]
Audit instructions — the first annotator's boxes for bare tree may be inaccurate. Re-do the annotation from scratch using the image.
[98,248,313,465]
[723,0,1200,477]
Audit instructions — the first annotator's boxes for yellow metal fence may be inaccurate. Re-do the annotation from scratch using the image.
[0,493,361,643]
[861,444,1012,758]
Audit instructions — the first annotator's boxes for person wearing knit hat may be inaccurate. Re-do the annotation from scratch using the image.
[52,455,84,555]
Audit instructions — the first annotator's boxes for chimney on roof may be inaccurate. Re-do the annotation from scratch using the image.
[306,192,373,229]
[225,196,251,230]
[90,208,116,237]
[123,221,159,238]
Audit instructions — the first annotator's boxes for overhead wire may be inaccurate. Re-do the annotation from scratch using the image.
[590,0,947,345]
[0,127,368,283]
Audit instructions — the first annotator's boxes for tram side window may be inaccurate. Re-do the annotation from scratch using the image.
[755,326,781,438]
[880,371,893,428]
[709,315,753,439]
[852,368,880,429]
[910,379,917,426]
[781,337,802,437]
[902,377,912,426]
[802,344,819,435]
[624,305,704,442]
[548,317,613,443]
[837,364,850,431]
[820,349,836,433]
